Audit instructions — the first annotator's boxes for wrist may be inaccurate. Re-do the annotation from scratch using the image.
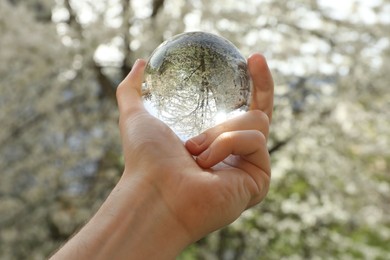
[52,172,191,259]
[111,173,192,258]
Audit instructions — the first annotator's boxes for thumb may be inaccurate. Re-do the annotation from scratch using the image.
[116,59,147,115]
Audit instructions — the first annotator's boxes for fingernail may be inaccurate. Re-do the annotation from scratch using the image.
[198,149,210,161]
[189,133,206,146]
[134,59,146,67]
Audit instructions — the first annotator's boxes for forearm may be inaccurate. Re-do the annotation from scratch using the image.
[50,173,190,260]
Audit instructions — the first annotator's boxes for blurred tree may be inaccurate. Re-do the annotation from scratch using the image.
[0,0,389,259]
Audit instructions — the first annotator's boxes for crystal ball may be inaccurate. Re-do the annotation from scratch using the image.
[143,31,252,140]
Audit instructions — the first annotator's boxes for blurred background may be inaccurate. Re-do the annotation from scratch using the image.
[0,0,389,259]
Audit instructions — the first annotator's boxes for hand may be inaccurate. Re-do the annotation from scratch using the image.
[51,53,274,260]
[116,53,274,243]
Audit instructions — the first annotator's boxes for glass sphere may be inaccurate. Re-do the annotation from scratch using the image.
[143,31,252,140]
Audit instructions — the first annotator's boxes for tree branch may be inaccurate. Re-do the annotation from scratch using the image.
[94,64,117,100]
[120,0,133,78]
[151,0,165,18]
[64,0,83,37]
[269,136,295,154]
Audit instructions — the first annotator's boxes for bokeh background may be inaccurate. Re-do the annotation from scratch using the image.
[1,0,389,259]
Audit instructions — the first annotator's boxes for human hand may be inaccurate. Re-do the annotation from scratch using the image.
[50,53,273,260]
[116,53,274,245]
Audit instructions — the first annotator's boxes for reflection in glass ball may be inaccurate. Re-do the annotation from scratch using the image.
[143,31,252,140]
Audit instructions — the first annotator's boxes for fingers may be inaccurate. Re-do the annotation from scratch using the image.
[195,130,270,174]
[116,59,147,115]
[194,129,271,206]
[185,110,269,156]
[247,54,274,123]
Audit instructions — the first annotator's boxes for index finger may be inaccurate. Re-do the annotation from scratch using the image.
[248,54,274,123]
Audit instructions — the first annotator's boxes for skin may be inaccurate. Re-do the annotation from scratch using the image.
[50,53,274,260]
